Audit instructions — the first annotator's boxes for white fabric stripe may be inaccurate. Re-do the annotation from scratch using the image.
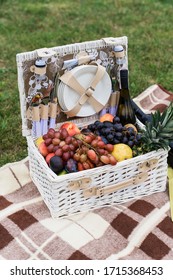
[0,157,29,171]
[15,236,40,260]
[0,196,43,221]
[107,201,170,260]
[20,231,52,260]
[27,232,58,260]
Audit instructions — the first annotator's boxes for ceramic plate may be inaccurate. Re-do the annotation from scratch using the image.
[57,65,111,117]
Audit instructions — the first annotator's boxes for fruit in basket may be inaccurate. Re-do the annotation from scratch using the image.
[133,102,173,156]
[37,117,145,173]
[45,138,53,146]
[99,113,114,123]
[58,170,67,176]
[73,133,117,169]
[47,128,55,138]
[87,117,141,148]
[41,127,80,162]
[100,155,110,164]
[55,148,63,157]
[38,142,49,157]
[62,151,71,161]
[65,159,78,173]
[35,136,44,147]
[111,143,133,162]
[47,144,54,153]
[49,156,64,173]
[60,122,80,136]
[87,149,97,162]
[124,123,138,133]
[46,152,55,164]
[60,128,69,139]
[52,138,61,146]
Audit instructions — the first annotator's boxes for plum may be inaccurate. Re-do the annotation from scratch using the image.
[65,159,78,173]
[49,156,64,173]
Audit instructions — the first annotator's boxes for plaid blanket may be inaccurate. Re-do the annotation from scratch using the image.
[0,157,173,260]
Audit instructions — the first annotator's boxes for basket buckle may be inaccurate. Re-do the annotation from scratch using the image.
[68,177,92,190]
[139,158,158,171]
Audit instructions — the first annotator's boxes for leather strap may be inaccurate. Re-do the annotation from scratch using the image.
[83,172,148,198]
[59,64,106,117]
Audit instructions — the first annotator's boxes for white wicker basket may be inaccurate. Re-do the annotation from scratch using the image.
[16,37,168,218]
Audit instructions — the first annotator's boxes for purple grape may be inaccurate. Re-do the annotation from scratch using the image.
[127,141,134,148]
[113,116,120,124]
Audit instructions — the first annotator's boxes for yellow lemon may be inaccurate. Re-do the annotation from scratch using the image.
[111,143,133,162]
[35,136,44,147]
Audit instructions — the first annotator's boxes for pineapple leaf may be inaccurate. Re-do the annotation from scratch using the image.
[161,103,173,126]
[140,102,173,153]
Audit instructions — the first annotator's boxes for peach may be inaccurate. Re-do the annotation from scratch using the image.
[99,113,114,123]
[38,142,49,157]
[60,122,80,136]
[46,152,55,165]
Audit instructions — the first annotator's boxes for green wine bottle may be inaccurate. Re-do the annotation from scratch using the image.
[117,69,136,125]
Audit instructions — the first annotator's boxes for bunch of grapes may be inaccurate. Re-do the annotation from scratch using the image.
[73,134,117,171]
[41,128,117,173]
[42,128,82,173]
[87,116,142,148]
[43,128,80,162]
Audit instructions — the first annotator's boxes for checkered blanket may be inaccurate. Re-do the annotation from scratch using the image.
[0,157,173,260]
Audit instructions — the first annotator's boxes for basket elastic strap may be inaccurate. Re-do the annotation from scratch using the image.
[32,106,40,121]
[59,64,105,117]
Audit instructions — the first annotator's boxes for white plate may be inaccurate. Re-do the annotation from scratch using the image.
[58,83,67,110]
[57,65,112,117]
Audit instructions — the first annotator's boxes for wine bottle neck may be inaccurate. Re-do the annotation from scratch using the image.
[120,69,129,89]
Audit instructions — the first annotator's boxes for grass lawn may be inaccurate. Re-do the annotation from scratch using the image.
[0,0,173,166]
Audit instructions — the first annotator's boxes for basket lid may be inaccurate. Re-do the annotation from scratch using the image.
[16,36,128,137]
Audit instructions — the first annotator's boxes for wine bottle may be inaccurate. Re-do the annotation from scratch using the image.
[117,69,136,125]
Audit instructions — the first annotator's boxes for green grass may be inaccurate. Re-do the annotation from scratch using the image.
[0,0,173,166]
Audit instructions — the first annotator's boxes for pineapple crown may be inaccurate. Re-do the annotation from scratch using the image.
[140,102,173,151]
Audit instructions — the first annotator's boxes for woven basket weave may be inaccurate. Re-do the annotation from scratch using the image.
[16,37,168,218]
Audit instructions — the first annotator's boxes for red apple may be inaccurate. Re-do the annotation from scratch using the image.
[60,122,80,136]
[46,152,55,165]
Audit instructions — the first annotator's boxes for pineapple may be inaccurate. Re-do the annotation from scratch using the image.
[133,102,173,156]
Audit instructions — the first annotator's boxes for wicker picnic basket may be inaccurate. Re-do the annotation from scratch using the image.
[16,37,168,218]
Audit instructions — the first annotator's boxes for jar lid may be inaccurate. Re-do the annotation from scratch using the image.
[113,45,125,59]
[113,45,124,52]
[35,59,46,68]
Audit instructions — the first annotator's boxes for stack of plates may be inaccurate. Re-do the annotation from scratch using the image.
[57,65,112,117]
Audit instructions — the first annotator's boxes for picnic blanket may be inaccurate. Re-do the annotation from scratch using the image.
[0,157,173,260]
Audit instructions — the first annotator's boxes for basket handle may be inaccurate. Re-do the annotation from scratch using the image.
[83,172,148,198]
[67,158,158,192]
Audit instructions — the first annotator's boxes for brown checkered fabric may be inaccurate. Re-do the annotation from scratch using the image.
[0,158,173,260]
